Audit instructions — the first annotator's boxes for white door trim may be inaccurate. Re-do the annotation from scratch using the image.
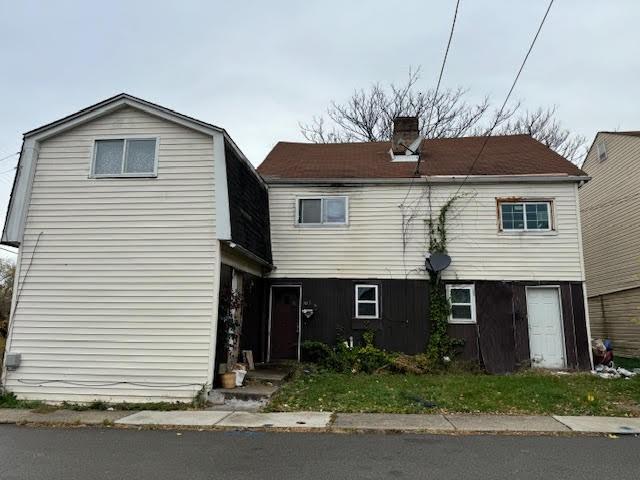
[525,285,566,369]
[267,285,302,362]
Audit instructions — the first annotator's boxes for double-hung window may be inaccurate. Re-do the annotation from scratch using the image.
[92,138,158,177]
[297,197,347,225]
[446,284,476,324]
[596,141,607,162]
[355,284,379,319]
[499,201,552,231]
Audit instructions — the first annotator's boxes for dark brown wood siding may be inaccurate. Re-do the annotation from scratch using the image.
[225,141,272,263]
[476,281,517,374]
[270,278,430,354]
[268,278,591,372]
[239,271,267,362]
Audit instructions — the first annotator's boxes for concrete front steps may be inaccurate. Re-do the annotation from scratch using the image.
[207,364,293,412]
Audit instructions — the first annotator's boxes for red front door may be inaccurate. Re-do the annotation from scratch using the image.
[270,287,300,360]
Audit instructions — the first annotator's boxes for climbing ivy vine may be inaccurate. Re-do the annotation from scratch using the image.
[425,195,464,363]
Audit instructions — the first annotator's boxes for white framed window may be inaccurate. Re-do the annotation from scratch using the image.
[355,284,379,319]
[91,138,158,177]
[499,201,552,231]
[596,140,607,162]
[446,284,476,324]
[296,196,348,225]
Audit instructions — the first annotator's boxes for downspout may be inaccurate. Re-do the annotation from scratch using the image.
[574,182,594,368]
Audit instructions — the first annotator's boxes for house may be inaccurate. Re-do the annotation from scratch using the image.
[579,132,640,357]
[258,117,593,373]
[1,94,272,402]
[1,95,593,404]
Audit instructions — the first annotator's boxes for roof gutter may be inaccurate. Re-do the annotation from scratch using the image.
[221,240,274,271]
[262,174,591,186]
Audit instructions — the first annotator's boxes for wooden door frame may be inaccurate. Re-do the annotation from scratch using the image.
[267,285,302,362]
[525,285,567,368]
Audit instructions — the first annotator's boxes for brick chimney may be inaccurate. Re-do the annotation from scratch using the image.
[392,116,419,154]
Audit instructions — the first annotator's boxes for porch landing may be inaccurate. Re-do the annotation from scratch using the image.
[207,364,294,411]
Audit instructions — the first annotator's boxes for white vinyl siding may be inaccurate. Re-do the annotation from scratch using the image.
[4,106,218,402]
[268,182,583,281]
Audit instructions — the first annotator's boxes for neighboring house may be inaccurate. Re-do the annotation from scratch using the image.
[580,132,640,357]
[1,94,271,402]
[258,118,592,373]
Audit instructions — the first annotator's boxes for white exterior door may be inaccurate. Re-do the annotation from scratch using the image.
[526,287,565,369]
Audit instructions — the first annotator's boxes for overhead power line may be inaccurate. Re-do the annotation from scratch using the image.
[0,151,19,163]
[401,0,462,208]
[0,245,17,255]
[454,0,555,197]
[425,0,461,137]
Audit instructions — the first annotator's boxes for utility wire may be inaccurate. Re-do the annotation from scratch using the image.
[6,232,43,350]
[400,0,461,208]
[425,0,461,139]
[0,166,17,176]
[454,0,555,197]
[0,152,19,163]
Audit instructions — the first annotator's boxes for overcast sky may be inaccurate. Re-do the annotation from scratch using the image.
[0,1,638,258]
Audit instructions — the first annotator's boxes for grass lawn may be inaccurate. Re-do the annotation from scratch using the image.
[267,369,640,416]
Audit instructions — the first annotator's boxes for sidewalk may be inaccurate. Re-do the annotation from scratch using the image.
[1,408,640,435]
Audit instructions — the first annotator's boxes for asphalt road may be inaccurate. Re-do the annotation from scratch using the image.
[0,426,638,479]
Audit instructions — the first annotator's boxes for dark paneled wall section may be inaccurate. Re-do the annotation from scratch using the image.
[225,141,272,263]
[270,278,591,373]
[215,264,267,378]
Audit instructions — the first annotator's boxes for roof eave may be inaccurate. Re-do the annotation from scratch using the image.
[23,93,225,141]
[261,174,591,185]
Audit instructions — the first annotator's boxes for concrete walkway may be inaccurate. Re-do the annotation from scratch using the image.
[1,408,639,434]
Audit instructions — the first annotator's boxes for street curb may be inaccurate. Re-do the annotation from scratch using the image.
[6,420,611,437]
[1,409,639,436]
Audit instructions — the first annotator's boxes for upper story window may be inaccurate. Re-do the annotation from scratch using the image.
[596,140,607,162]
[446,284,476,324]
[297,196,348,225]
[499,200,552,232]
[92,138,158,177]
[355,284,379,319]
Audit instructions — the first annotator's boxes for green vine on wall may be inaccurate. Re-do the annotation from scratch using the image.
[425,195,464,363]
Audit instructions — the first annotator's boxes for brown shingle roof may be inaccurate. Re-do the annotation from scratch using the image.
[257,134,585,180]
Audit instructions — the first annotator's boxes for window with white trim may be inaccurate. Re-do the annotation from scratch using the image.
[355,284,379,319]
[446,284,476,324]
[499,201,552,231]
[297,197,347,225]
[92,138,158,177]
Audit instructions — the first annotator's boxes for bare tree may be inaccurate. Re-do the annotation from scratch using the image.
[0,259,15,354]
[495,106,586,163]
[300,68,586,164]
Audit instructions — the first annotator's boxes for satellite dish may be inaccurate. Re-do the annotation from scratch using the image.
[425,253,451,272]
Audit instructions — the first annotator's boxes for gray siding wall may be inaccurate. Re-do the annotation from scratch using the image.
[581,133,640,297]
[588,287,640,357]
